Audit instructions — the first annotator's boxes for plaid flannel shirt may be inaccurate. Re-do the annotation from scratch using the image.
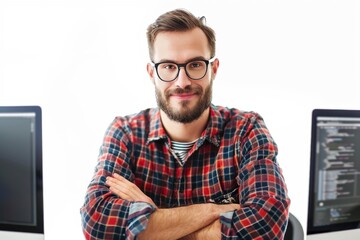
[80,105,290,239]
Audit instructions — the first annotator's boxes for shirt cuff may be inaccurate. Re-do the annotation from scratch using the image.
[127,202,156,239]
[220,211,234,228]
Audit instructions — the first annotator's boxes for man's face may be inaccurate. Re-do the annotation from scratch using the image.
[148,28,219,123]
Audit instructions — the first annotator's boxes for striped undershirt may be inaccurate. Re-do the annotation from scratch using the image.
[171,139,198,165]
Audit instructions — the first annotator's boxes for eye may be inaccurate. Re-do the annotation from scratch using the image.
[188,61,205,69]
[160,63,177,70]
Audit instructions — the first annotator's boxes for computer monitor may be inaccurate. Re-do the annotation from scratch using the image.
[0,106,44,240]
[307,109,360,239]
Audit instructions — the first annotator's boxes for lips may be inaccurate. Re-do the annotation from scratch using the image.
[171,92,196,97]
[166,87,202,99]
[170,93,197,100]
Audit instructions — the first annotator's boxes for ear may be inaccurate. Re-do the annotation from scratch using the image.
[211,58,220,80]
[147,63,155,85]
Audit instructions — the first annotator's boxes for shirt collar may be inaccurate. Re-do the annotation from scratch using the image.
[147,108,168,144]
[201,105,222,147]
[146,105,223,147]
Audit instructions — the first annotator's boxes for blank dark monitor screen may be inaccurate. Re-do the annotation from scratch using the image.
[0,106,44,239]
[307,109,360,235]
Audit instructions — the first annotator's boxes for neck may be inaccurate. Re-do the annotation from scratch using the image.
[160,108,210,142]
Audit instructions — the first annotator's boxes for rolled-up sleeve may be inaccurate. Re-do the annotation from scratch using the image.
[220,113,290,239]
[80,118,156,239]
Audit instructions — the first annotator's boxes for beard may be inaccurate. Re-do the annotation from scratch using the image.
[155,81,213,124]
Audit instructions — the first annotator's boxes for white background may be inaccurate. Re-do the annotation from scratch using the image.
[1,0,360,239]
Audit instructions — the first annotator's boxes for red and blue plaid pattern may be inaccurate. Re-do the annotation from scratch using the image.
[80,105,290,239]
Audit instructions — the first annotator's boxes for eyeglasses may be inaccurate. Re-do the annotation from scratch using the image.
[152,58,214,82]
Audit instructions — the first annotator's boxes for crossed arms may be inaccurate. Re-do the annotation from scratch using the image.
[106,173,240,240]
[81,157,289,240]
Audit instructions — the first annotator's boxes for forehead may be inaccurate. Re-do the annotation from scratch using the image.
[153,27,210,62]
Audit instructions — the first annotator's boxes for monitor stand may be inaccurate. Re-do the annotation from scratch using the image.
[0,230,44,240]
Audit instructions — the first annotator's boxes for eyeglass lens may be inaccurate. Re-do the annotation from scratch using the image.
[157,60,208,81]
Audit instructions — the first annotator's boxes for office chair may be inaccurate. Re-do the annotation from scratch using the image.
[284,212,304,240]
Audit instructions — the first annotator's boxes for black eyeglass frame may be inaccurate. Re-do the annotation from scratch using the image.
[151,58,215,82]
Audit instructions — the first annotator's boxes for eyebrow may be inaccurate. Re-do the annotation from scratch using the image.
[156,56,208,64]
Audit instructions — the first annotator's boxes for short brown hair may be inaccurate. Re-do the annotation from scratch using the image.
[146,9,216,62]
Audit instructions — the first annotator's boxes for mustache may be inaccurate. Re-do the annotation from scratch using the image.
[165,86,202,97]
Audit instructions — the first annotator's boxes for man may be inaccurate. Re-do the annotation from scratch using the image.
[81,9,290,240]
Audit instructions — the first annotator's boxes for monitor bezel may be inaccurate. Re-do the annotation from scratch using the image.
[307,108,360,234]
[0,106,44,235]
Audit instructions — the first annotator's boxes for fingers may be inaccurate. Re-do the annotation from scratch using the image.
[106,174,137,200]
[111,174,144,200]
[106,175,130,200]
[105,173,156,207]
[109,185,135,201]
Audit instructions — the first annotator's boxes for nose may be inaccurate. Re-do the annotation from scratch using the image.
[175,67,192,88]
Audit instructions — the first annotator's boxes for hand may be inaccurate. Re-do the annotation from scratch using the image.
[106,173,157,207]
[179,204,240,240]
